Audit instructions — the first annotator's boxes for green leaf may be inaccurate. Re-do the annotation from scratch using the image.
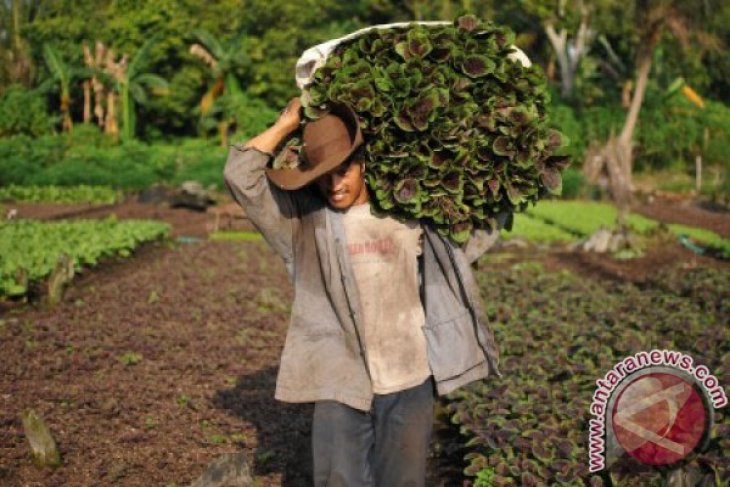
[462,55,495,78]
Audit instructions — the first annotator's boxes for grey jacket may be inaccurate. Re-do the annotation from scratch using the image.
[223,144,501,411]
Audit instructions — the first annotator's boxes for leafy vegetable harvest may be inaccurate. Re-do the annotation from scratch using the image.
[300,15,569,242]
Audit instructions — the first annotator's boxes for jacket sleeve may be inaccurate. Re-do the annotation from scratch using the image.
[222,144,297,266]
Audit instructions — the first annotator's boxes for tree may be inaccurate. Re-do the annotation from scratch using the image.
[0,0,47,89]
[189,29,250,117]
[516,0,618,100]
[584,0,718,228]
[199,90,277,147]
[111,37,169,141]
[41,43,89,132]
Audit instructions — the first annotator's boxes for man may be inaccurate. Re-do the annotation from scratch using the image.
[223,97,501,486]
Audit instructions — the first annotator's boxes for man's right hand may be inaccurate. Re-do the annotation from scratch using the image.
[274,97,302,134]
[243,96,302,154]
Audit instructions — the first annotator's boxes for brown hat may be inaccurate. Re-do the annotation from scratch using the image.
[265,103,364,191]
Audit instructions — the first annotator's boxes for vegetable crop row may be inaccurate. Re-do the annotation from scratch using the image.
[0,217,169,297]
[0,184,121,204]
[525,200,729,257]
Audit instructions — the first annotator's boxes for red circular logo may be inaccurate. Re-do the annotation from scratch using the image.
[611,372,707,465]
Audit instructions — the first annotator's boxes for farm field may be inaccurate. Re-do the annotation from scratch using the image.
[0,196,728,486]
[3,2,730,485]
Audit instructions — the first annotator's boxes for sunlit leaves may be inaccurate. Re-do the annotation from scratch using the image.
[301,15,570,242]
[0,218,169,297]
[462,55,495,78]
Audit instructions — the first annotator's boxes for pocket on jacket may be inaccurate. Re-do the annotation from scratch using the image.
[422,310,485,382]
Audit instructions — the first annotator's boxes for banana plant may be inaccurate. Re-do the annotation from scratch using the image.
[189,29,250,116]
[114,36,168,141]
[40,44,92,132]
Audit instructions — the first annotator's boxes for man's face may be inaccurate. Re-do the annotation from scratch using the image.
[314,156,369,210]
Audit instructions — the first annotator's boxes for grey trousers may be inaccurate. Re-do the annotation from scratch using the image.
[311,377,435,487]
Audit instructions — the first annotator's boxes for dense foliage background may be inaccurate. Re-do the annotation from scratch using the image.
[0,0,728,196]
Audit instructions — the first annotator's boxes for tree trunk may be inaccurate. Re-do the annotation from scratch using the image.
[410,0,423,20]
[619,50,652,147]
[601,135,633,228]
[11,0,22,51]
[587,42,655,229]
[544,23,571,97]
[92,41,106,127]
[610,48,653,225]
[82,81,91,123]
[544,8,591,99]
[105,92,118,141]
[121,82,132,141]
[201,77,225,116]
[546,55,556,83]
[60,90,73,132]
[218,120,230,147]
[440,0,452,20]
[9,0,32,85]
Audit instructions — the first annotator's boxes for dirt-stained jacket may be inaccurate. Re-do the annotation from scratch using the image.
[223,144,501,412]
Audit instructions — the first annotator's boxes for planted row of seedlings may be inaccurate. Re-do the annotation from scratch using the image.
[0,184,121,204]
[447,264,728,485]
[0,217,169,298]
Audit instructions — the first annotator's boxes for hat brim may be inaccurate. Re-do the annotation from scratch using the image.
[265,104,364,191]
[265,142,361,191]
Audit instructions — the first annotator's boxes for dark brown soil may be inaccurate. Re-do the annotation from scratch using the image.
[546,239,729,284]
[0,239,310,486]
[1,196,727,486]
[634,197,729,239]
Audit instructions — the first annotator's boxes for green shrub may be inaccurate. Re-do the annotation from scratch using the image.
[231,93,278,141]
[547,101,625,164]
[0,133,228,190]
[549,95,730,177]
[169,139,228,189]
[0,85,55,137]
[559,167,587,199]
[25,141,172,189]
[65,123,116,148]
[0,135,67,186]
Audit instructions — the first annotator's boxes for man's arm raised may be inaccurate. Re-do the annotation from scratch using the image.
[222,97,302,266]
